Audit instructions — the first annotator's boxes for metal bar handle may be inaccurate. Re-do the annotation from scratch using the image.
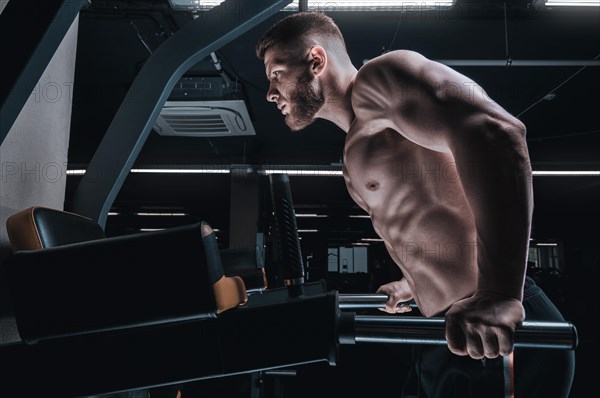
[339,294,417,310]
[350,316,577,350]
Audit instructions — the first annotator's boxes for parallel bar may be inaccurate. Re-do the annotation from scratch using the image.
[0,0,88,145]
[338,294,417,310]
[351,316,577,350]
[71,0,293,227]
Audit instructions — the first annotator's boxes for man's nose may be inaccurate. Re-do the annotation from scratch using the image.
[266,86,279,103]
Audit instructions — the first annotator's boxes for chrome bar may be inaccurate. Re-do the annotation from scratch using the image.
[351,316,577,350]
[338,294,417,310]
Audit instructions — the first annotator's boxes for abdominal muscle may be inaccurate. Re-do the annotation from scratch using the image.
[343,127,478,316]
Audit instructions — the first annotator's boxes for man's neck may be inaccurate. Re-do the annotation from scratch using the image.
[315,67,357,133]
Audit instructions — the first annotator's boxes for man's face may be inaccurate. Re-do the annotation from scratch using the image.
[264,47,325,131]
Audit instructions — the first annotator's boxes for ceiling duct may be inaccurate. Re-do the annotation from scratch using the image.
[154,76,256,137]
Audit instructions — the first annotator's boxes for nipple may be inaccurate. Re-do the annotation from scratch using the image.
[366,181,380,191]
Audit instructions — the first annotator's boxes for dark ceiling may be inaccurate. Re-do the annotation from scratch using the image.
[65,0,600,248]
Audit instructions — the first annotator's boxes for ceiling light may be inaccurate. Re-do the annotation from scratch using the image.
[67,168,600,177]
[264,169,343,176]
[298,229,319,233]
[139,228,166,232]
[532,171,600,176]
[287,1,454,11]
[107,212,120,216]
[135,212,187,216]
[295,213,328,218]
[349,215,371,219]
[361,238,384,242]
[167,0,223,11]
[545,0,600,6]
[168,1,455,12]
[536,243,559,246]
[131,168,230,174]
[353,242,370,246]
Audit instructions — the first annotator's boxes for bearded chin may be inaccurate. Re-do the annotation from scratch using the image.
[286,72,325,131]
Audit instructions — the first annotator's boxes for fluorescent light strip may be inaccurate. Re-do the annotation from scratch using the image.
[298,229,319,233]
[295,213,328,218]
[169,1,454,11]
[135,225,220,232]
[107,212,119,216]
[532,171,600,176]
[135,212,187,216]
[361,238,384,242]
[349,215,371,219]
[68,169,600,177]
[67,168,230,175]
[287,1,455,10]
[264,169,343,176]
[353,242,370,246]
[536,243,559,246]
[131,169,230,174]
[546,0,600,6]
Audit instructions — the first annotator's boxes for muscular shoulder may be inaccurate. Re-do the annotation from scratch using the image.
[350,50,435,135]
[351,51,440,117]
[354,51,428,94]
[356,50,428,81]
[353,50,470,108]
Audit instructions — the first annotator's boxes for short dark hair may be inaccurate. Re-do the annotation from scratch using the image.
[256,12,346,60]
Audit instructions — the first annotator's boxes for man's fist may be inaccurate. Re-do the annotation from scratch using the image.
[445,292,525,359]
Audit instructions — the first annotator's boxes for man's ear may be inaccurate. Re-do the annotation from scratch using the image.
[308,45,327,77]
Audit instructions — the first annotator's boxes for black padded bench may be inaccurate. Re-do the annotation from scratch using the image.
[4,206,247,343]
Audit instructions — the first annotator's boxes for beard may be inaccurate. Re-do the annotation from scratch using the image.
[285,69,325,131]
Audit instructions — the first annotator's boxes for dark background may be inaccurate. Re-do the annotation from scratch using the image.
[63,1,598,396]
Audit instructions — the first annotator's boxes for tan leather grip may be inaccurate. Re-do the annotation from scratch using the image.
[212,275,248,314]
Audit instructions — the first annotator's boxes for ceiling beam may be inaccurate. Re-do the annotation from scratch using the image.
[70,0,293,227]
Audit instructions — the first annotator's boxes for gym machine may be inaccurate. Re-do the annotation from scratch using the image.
[0,202,577,397]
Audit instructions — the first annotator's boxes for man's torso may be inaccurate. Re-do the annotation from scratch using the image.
[343,53,478,315]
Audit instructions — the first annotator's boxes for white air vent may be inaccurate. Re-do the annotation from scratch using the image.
[154,100,255,137]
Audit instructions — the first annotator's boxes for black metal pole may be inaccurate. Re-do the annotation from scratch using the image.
[343,315,578,350]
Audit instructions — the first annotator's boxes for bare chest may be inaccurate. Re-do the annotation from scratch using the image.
[345,128,454,199]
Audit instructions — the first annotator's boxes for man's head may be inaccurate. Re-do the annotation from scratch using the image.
[256,13,347,131]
